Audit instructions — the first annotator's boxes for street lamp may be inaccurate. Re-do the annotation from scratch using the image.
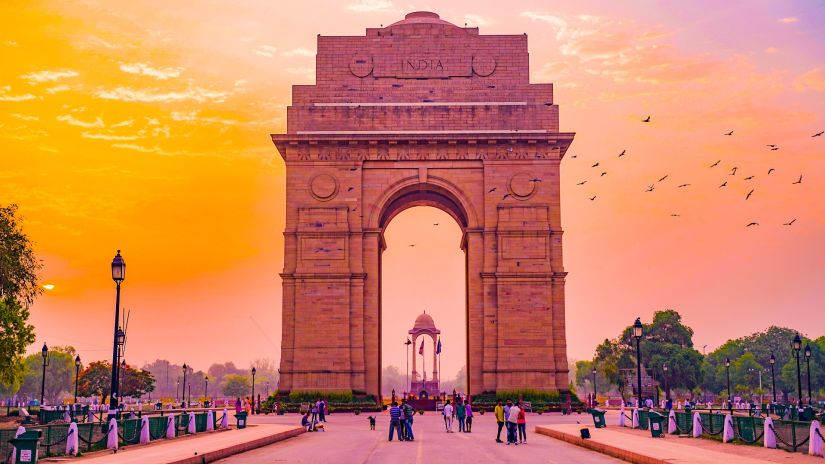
[205,375,209,399]
[176,378,180,402]
[591,366,597,404]
[74,355,81,403]
[405,339,412,395]
[663,363,669,401]
[793,333,802,405]
[769,353,777,403]
[725,357,732,411]
[119,359,126,397]
[633,317,643,407]
[40,343,49,406]
[109,250,125,420]
[804,344,812,405]
[182,364,188,408]
[251,367,257,415]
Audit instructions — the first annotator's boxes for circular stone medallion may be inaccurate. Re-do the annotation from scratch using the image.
[508,172,537,200]
[349,52,374,78]
[472,54,497,77]
[309,174,339,201]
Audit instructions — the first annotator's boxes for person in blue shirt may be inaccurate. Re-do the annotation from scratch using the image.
[388,401,403,441]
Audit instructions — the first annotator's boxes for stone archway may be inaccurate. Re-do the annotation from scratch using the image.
[272,11,574,401]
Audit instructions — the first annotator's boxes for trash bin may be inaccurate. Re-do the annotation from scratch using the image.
[9,430,42,463]
[235,411,248,429]
[588,409,607,428]
[648,411,666,438]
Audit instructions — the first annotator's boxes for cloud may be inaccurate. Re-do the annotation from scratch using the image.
[253,45,277,58]
[119,62,183,80]
[81,131,141,141]
[10,114,39,121]
[0,86,38,101]
[282,48,315,57]
[463,14,494,27]
[171,111,237,125]
[110,119,134,128]
[94,86,230,103]
[795,67,825,92]
[777,17,798,24]
[45,85,72,94]
[56,114,105,128]
[20,69,79,83]
[346,0,393,12]
[111,143,175,156]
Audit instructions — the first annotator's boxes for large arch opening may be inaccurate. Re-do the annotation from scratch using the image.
[376,183,471,400]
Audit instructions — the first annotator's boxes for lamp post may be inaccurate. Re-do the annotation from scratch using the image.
[633,317,643,407]
[804,343,812,405]
[182,364,188,408]
[725,357,732,411]
[251,367,257,415]
[109,250,125,420]
[40,343,49,406]
[205,375,209,399]
[74,355,81,403]
[793,334,802,405]
[176,378,180,403]
[663,363,669,401]
[591,366,597,406]
[769,353,777,403]
[119,360,126,395]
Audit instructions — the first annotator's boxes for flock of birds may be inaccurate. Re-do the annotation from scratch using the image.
[565,115,823,228]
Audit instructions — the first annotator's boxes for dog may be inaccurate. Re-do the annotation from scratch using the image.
[368,416,376,430]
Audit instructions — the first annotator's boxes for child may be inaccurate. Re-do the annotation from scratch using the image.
[368,415,376,430]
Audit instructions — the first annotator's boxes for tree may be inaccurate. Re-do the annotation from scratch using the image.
[382,365,404,396]
[120,364,155,398]
[222,374,250,398]
[250,358,279,396]
[207,362,245,395]
[77,361,113,403]
[0,205,39,390]
[17,346,77,403]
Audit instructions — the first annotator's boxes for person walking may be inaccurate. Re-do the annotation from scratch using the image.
[465,401,473,433]
[388,401,403,441]
[318,398,326,422]
[310,401,318,426]
[456,399,467,432]
[401,398,415,441]
[494,400,505,443]
[506,400,520,445]
[517,402,527,444]
[399,401,407,441]
[234,397,242,414]
[443,400,454,433]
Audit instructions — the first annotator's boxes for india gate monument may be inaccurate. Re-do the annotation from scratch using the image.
[272,12,574,400]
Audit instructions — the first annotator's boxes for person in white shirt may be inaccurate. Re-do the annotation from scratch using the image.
[506,402,520,445]
[443,400,454,433]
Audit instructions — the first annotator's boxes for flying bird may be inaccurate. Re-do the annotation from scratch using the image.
[503,193,512,200]
[719,181,727,188]
[770,147,779,151]
[347,187,354,191]
[409,244,415,247]
[746,189,754,200]
[645,185,655,192]
[792,175,802,184]
[591,162,600,168]
[730,167,738,175]
[724,131,734,136]
[710,160,721,168]
[766,144,777,148]
[783,219,797,226]
[812,131,823,137]
[577,181,587,186]
[433,223,439,226]
[571,155,578,158]
[677,183,691,188]
[601,172,607,177]
[589,195,597,201]
[670,214,681,217]
[658,175,668,182]
[767,168,775,175]
[618,150,626,157]
[488,187,497,193]
[642,115,651,123]
[746,222,759,227]
[529,178,542,183]
[349,167,358,171]
[744,176,754,180]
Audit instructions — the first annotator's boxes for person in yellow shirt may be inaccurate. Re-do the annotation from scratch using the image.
[494,400,505,443]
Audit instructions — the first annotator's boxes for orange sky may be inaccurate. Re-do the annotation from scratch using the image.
[2,1,824,380]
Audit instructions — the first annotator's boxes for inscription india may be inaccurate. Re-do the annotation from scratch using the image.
[373,53,472,79]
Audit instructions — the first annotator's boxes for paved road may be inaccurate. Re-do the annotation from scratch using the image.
[217,411,625,463]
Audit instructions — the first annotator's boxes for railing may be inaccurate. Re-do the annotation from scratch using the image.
[0,410,226,461]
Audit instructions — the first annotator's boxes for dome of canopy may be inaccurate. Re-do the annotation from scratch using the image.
[412,311,436,331]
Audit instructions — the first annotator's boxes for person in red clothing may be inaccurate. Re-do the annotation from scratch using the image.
[517,402,527,444]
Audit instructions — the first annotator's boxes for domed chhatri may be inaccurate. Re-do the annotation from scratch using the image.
[412,311,437,332]
[408,312,441,399]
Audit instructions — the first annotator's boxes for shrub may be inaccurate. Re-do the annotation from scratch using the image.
[288,390,354,403]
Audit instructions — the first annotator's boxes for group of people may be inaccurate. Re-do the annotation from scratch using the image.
[301,398,328,432]
[440,398,473,433]
[387,398,416,441]
[494,399,527,445]
[234,396,255,415]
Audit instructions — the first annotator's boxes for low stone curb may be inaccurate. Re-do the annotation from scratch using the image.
[166,427,305,464]
[535,426,665,464]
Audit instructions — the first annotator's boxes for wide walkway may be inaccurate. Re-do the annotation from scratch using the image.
[218,412,625,464]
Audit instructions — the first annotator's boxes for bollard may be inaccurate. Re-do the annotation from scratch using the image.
[65,422,79,456]
[764,417,776,448]
[106,418,118,450]
[722,414,734,443]
[691,412,702,438]
[810,420,824,457]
